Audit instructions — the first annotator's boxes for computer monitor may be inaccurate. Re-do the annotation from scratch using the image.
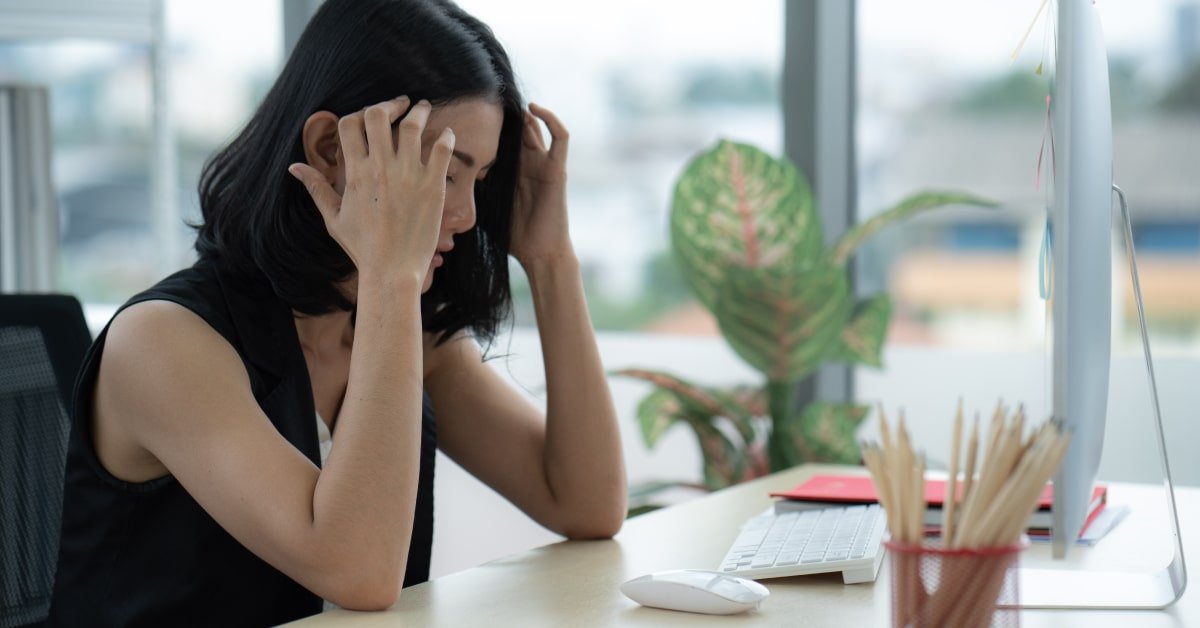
[1020,0,1185,609]
[1049,0,1112,560]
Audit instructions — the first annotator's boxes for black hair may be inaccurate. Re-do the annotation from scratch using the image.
[195,0,521,345]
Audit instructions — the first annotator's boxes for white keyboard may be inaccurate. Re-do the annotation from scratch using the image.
[717,504,887,584]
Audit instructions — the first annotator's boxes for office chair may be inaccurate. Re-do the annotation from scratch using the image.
[0,295,92,628]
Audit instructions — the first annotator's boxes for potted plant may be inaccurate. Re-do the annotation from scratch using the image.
[617,139,995,494]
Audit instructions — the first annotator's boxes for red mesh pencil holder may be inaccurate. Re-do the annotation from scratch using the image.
[884,537,1028,628]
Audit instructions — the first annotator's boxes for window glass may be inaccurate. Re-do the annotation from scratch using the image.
[455,0,784,331]
[857,0,1200,355]
[0,0,281,305]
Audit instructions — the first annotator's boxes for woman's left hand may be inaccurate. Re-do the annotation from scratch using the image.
[511,102,574,268]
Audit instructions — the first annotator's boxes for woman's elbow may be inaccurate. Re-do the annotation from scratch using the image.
[560,509,626,540]
[325,571,403,611]
[313,550,404,611]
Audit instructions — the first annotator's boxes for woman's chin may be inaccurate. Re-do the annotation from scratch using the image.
[421,268,435,294]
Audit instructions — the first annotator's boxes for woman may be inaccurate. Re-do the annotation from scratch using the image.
[47,0,626,624]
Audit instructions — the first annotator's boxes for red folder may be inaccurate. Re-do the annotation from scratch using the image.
[771,474,1105,513]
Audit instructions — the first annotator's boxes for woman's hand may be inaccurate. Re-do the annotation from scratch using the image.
[511,102,575,268]
[289,96,456,284]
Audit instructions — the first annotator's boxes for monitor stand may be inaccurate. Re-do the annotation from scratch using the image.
[1008,185,1188,609]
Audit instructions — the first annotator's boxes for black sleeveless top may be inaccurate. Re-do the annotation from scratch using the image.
[47,261,437,627]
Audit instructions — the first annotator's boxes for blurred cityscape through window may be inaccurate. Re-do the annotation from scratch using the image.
[0,0,281,303]
[8,1,1194,357]
[454,0,783,333]
[3,0,785,336]
[857,0,1200,356]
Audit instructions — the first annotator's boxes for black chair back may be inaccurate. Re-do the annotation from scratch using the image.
[0,295,92,628]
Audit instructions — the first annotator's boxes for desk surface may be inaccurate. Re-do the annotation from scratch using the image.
[291,464,1198,627]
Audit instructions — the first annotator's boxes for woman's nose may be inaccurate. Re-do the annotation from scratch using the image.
[444,189,477,233]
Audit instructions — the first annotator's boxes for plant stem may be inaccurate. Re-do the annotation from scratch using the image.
[766,379,799,472]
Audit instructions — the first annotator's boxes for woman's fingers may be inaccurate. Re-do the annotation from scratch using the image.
[287,163,342,226]
[523,110,546,151]
[396,99,433,164]
[363,96,410,157]
[528,102,569,162]
[428,127,456,181]
[336,113,368,161]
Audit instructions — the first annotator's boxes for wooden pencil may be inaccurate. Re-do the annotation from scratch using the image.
[955,414,980,547]
[943,402,964,543]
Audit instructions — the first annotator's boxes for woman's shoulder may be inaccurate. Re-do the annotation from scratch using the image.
[114,259,266,347]
[97,262,247,388]
[104,299,238,382]
[117,261,219,320]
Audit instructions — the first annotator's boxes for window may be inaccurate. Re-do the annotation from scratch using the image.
[855,0,1200,486]
[857,0,1200,355]
[455,0,784,332]
[0,0,282,306]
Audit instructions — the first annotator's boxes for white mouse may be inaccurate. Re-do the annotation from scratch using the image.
[620,569,769,615]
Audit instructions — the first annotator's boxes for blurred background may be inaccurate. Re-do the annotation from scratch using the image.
[3,1,1197,349]
[2,0,1197,576]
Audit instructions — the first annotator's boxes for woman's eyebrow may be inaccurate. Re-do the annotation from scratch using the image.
[451,150,475,167]
[452,150,497,171]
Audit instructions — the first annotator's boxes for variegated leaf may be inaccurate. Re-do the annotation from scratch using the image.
[770,402,869,469]
[671,140,821,310]
[831,293,893,368]
[635,387,686,448]
[713,264,851,382]
[631,386,743,489]
[615,368,760,445]
[689,421,746,490]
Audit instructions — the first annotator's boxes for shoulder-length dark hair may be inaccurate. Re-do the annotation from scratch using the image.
[195,0,522,345]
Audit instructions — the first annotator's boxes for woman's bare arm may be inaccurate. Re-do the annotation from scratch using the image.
[97,96,456,610]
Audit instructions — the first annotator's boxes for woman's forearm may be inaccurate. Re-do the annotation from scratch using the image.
[526,254,627,537]
[311,272,426,599]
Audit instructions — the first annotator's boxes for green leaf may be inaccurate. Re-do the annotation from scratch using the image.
[707,386,767,443]
[831,294,893,367]
[635,387,687,448]
[671,140,821,311]
[689,421,746,490]
[615,369,763,490]
[713,264,852,381]
[828,191,999,266]
[771,402,870,469]
[614,368,760,445]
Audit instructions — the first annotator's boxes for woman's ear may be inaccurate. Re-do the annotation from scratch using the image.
[301,111,345,193]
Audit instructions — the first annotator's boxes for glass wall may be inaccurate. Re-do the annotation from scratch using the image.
[455,0,783,331]
[2,0,785,326]
[857,0,1200,356]
[0,0,281,305]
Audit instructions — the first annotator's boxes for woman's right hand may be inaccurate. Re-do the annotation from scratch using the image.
[288,96,456,284]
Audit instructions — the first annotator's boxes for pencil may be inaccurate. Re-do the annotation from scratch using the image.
[955,414,980,548]
[943,401,963,543]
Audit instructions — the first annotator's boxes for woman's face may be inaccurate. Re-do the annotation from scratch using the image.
[414,98,503,293]
[327,97,503,295]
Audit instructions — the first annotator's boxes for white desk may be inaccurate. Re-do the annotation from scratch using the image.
[289,464,1199,627]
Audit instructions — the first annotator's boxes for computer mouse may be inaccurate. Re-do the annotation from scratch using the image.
[620,569,769,615]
